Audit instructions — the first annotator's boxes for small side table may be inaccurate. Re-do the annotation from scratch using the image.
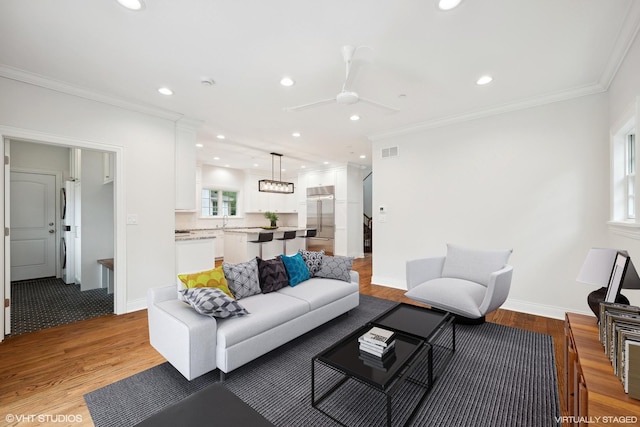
[97,258,114,294]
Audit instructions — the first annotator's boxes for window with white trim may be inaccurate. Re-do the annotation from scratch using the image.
[626,132,636,219]
[201,189,238,217]
[611,112,637,225]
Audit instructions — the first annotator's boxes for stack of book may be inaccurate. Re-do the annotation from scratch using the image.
[599,302,640,399]
[358,326,396,370]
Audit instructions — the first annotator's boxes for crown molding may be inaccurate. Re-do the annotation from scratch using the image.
[368,83,606,141]
[0,64,184,122]
[598,0,640,90]
[176,117,204,131]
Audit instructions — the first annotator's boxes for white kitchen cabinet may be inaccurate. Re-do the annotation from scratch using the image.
[214,230,224,259]
[103,152,114,184]
[176,238,216,274]
[305,169,336,188]
[175,118,201,211]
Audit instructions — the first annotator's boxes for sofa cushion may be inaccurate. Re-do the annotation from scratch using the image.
[277,277,359,311]
[178,266,234,299]
[441,244,512,287]
[223,258,261,300]
[315,255,353,282]
[216,292,309,348]
[404,277,487,318]
[298,249,325,276]
[257,256,289,293]
[280,253,310,286]
[180,288,249,319]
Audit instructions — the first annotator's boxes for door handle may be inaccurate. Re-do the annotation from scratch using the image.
[49,222,54,226]
[49,229,55,234]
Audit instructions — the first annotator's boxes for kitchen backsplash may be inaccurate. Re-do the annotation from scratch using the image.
[175,211,299,230]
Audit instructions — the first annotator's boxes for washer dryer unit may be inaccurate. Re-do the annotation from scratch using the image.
[61,181,75,284]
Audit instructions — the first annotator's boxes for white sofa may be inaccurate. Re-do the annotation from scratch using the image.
[147,271,359,381]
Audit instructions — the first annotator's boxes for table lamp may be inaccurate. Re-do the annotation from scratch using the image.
[577,248,640,319]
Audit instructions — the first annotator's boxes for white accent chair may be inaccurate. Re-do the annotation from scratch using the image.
[405,244,513,322]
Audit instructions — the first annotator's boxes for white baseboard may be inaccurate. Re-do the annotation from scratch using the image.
[500,298,591,320]
[368,279,592,321]
[371,275,406,290]
[126,298,147,314]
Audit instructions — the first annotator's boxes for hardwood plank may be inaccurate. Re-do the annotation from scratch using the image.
[0,254,568,424]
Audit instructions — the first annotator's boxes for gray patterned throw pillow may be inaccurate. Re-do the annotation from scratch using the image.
[222,258,261,299]
[298,249,325,276]
[315,255,353,282]
[181,287,249,318]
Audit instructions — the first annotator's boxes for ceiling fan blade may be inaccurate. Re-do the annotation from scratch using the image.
[283,98,335,112]
[358,97,400,113]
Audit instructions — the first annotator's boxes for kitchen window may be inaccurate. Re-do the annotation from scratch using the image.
[201,189,238,217]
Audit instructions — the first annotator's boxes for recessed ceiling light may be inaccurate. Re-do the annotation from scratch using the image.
[359,155,366,159]
[292,132,301,138]
[476,75,493,85]
[253,163,259,167]
[224,164,230,167]
[213,157,220,160]
[195,143,203,148]
[350,115,360,121]
[437,0,462,11]
[301,165,306,169]
[323,161,329,165]
[216,134,225,139]
[117,0,145,11]
[280,77,295,87]
[158,87,173,96]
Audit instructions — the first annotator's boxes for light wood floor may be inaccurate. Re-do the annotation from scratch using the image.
[0,254,566,425]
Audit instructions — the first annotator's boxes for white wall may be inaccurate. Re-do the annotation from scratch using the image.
[371,92,610,318]
[0,76,177,311]
[607,31,640,307]
[80,150,114,291]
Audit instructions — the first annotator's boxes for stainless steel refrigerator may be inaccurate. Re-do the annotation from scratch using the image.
[306,186,335,254]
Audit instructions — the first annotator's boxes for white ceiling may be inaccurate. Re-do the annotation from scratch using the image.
[1,0,639,173]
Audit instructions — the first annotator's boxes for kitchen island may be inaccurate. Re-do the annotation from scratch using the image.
[223,227,308,264]
[175,231,216,275]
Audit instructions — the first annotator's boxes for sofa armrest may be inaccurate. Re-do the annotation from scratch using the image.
[147,286,218,380]
[148,284,178,305]
[406,257,445,290]
[478,265,513,315]
[349,270,360,285]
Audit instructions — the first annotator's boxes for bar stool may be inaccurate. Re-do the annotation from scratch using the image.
[298,229,317,250]
[249,232,273,258]
[276,230,297,255]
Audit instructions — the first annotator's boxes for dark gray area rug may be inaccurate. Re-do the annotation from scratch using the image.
[11,277,113,336]
[85,295,559,427]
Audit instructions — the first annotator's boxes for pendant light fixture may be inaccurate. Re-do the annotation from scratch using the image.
[258,153,295,194]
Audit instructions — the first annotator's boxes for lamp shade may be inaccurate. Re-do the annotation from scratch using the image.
[576,248,617,287]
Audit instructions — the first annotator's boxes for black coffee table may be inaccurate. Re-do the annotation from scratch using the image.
[370,303,456,385]
[311,303,455,426]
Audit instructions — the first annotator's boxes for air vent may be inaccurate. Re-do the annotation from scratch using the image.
[381,146,399,158]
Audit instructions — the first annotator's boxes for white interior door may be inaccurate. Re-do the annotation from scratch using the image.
[10,171,57,281]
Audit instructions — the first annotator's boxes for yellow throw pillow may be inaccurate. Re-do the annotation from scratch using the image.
[178,266,234,299]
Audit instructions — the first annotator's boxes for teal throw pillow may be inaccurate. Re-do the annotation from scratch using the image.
[280,252,310,286]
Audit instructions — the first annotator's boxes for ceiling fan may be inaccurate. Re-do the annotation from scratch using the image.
[283,45,399,113]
